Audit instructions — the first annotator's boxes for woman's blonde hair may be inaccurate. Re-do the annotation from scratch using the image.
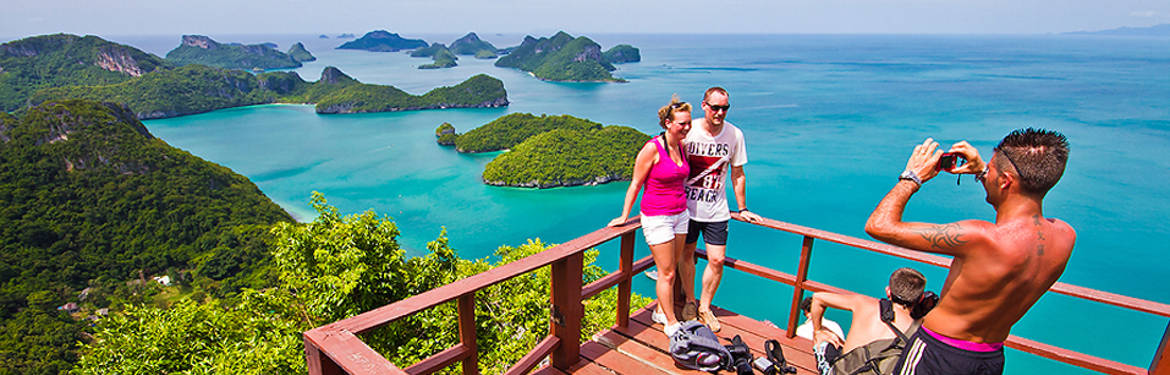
[657,95,691,129]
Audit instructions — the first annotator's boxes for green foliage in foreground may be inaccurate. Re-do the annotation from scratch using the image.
[454,112,601,152]
[495,31,621,82]
[75,194,651,374]
[0,34,169,112]
[483,126,650,188]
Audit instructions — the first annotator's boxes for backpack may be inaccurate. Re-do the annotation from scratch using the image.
[670,320,733,372]
[829,299,920,375]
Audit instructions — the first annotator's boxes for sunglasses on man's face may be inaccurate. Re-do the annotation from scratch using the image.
[705,103,730,112]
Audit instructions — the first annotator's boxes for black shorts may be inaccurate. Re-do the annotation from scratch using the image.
[685,220,728,246]
[893,329,1005,375]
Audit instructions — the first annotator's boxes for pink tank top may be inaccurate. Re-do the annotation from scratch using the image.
[640,136,688,216]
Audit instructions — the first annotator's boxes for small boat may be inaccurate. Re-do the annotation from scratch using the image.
[644,270,658,281]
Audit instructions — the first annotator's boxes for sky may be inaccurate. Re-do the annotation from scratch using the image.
[2,0,1168,37]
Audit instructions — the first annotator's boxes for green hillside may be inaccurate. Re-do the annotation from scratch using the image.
[0,34,169,112]
[165,35,301,70]
[0,100,292,372]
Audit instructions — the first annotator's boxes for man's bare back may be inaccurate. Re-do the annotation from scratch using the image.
[919,216,1075,343]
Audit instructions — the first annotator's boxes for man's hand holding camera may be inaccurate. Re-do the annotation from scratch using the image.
[900,138,988,189]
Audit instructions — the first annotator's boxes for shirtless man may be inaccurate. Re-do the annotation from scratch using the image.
[865,128,1075,374]
[808,268,928,375]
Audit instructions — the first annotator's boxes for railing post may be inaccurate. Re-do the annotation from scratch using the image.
[787,235,814,338]
[458,292,479,375]
[305,336,344,375]
[1152,321,1170,375]
[550,252,584,370]
[617,232,635,329]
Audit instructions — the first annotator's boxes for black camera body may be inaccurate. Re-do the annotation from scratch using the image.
[724,335,754,375]
[911,291,940,319]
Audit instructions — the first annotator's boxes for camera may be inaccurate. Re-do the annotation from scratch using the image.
[725,335,754,375]
[938,152,966,171]
[911,291,940,319]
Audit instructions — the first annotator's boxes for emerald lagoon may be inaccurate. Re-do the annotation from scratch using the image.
[136,33,1170,373]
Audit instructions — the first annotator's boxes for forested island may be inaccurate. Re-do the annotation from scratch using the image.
[449,32,499,58]
[494,31,639,82]
[0,99,647,373]
[337,30,427,52]
[443,113,651,188]
[165,35,302,70]
[287,42,316,62]
[411,43,459,69]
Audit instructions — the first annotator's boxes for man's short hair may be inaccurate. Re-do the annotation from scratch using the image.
[703,86,728,102]
[889,267,926,306]
[995,128,1070,197]
[800,296,813,314]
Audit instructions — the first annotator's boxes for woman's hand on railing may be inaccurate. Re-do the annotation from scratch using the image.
[608,216,629,227]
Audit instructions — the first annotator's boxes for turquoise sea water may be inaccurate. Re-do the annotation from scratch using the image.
[128,33,1168,373]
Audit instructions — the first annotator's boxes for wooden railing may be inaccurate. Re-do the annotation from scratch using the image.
[305,213,1170,375]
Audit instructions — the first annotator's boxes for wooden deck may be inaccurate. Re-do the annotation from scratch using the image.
[534,303,820,375]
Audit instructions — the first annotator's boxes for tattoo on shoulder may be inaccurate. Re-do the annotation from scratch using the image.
[917,224,968,250]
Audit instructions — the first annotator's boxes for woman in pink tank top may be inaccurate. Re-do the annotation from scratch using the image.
[608,96,691,336]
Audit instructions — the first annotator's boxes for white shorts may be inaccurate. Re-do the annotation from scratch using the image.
[640,211,689,246]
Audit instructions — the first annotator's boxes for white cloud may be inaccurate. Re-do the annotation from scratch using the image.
[1130,10,1157,18]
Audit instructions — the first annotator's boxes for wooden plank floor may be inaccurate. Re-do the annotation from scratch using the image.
[545,302,821,375]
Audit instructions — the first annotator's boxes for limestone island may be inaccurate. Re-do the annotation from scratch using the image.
[12,34,508,119]
[449,32,500,59]
[411,43,458,69]
[436,122,456,145]
[494,31,638,82]
[337,30,427,52]
[165,35,302,71]
[0,34,169,112]
[287,42,316,62]
[442,113,650,188]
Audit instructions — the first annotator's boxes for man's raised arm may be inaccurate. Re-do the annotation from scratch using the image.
[864,138,991,256]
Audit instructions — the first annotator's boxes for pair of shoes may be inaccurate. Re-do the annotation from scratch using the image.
[682,301,698,321]
[699,308,721,332]
[652,308,668,325]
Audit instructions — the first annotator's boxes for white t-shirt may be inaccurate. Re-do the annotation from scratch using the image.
[683,121,747,222]
[796,318,846,343]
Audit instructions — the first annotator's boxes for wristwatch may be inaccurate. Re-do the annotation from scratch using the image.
[899,170,922,187]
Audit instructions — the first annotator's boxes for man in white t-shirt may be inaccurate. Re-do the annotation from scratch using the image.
[677,87,762,332]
